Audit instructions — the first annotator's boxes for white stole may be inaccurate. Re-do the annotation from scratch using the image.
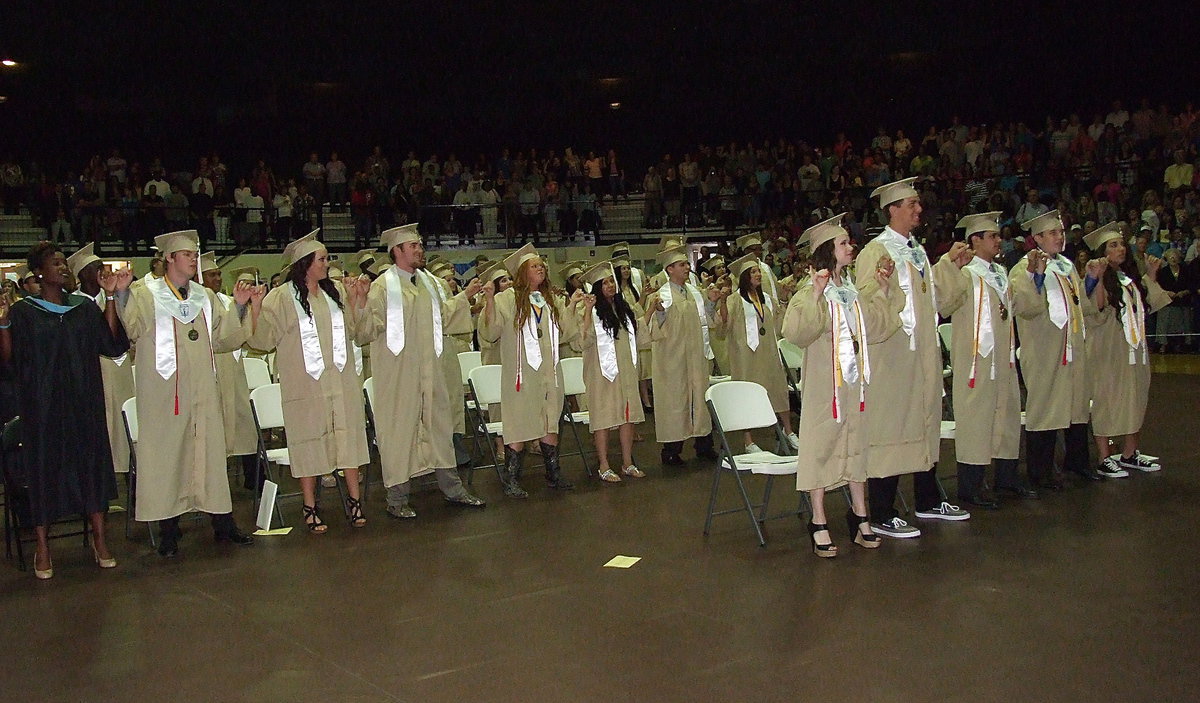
[517,292,559,390]
[383,267,407,355]
[290,285,346,380]
[1116,271,1148,365]
[740,293,773,352]
[658,281,713,359]
[92,290,129,365]
[216,292,243,361]
[964,258,1015,386]
[416,270,445,357]
[630,267,643,293]
[824,281,870,423]
[1038,253,1083,364]
[148,277,213,380]
[877,227,936,351]
[593,313,637,382]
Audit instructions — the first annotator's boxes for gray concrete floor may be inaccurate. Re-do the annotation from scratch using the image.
[2,375,1198,702]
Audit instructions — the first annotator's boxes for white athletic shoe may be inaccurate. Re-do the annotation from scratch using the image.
[871,517,922,538]
[914,501,971,521]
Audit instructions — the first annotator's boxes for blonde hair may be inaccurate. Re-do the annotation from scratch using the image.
[513,258,560,331]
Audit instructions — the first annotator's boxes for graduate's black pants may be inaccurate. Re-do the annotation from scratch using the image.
[868,466,941,523]
[159,513,237,540]
[1025,423,1090,483]
[661,434,714,458]
[958,458,1021,497]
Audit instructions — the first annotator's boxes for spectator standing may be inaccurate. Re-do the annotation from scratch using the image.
[302,152,326,203]
[327,151,348,211]
[191,183,215,250]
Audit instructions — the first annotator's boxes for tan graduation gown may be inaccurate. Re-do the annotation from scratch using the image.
[644,282,714,443]
[576,305,646,432]
[477,287,581,444]
[713,290,789,414]
[855,242,947,478]
[935,260,1022,465]
[351,268,472,486]
[214,292,258,456]
[248,282,368,478]
[783,281,902,490]
[120,284,248,521]
[1009,254,1092,431]
[478,324,502,422]
[430,275,473,435]
[619,285,653,381]
[1085,277,1170,437]
[90,294,135,473]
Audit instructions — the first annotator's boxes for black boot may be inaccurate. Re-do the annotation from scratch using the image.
[157,517,181,558]
[694,434,718,461]
[240,454,263,493]
[212,513,255,545]
[956,462,998,509]
[661,441,684,466]
[503,446,529,498]
[541,441,574,490]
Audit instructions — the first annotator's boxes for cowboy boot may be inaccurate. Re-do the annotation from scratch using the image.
[541,441,574,490]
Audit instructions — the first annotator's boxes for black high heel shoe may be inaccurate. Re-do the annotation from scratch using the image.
[807,522,838,558]
[345,496,367,528]
[845,510,881,549]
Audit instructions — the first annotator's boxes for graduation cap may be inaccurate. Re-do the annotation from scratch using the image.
[656,245,689,268]
[581,260,617,287]
[699,256,725,273]
[735,232,762,251]
[658,234,686,251]
[1083,221,1124,253]
[955,211,1002,238]
[282,229,325,264]
[155,229,200,255]
[608,241,632,258]
[230,266,260,284]
[503,243,541,277]
[870,177,919,207]
[380,223,420,251]
[198,251,219,274]
[798,213,848,253]
[1022,209,1063,235]
[66,242,102,277]
[477,260,509,284]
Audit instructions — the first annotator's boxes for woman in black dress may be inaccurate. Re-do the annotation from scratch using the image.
[0,242,130,579]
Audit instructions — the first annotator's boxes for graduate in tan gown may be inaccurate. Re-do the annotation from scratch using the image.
[201,258,261,489]
[117,230,255,556]
[643,245,719,465]
[67,244,135,476]
[734,232,782,303]
[698,256,731,375]
[426,256,474,464]
[478,244,584,496]
[857,178,972,539]
[713,253,796,453]
[345,224,485,519]
[248,230,369,533]
[475,260,511,461]
[1010,210,1099,489]
[935,213,1029,509]
[782,214,900,556]
[1081,222,1172,476]
[575,261,647,483]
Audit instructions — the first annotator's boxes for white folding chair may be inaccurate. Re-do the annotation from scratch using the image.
[467,365,507,485]
[703,381,803,547]
[778,338,805,411]
[243,357,272,390]
[248,384,289,528]
[263,351,278,381]
[457,351,486,471]
[556,357,595,479]
[120,397,150,543]
[938,322,953,378]
[708,374,731,386]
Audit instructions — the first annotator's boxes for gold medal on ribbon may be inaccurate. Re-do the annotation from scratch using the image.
[188,329,200,341]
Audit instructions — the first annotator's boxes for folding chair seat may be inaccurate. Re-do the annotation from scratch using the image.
[243,357,272,391]
[556,356,594,478]
[467,365,507,485]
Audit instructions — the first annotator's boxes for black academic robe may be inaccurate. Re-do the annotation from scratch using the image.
[8,294,129,526]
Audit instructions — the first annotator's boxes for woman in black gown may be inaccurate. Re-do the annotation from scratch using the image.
[0,242,130,579]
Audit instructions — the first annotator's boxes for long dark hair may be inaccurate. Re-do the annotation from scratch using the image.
[1093,241,1144,320]
[809,239,837,274]
[617,264,640,302]
[595,281,638,340]
[738,268,763,304]
[286,251,343,318]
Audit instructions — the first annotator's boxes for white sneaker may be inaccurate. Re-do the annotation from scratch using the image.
[786,432,800,450]
[744,443,762,454]
[1117,452,1161,472]
[914,501,971,521]
[870,517,921,538]
[1096,456,1130,478]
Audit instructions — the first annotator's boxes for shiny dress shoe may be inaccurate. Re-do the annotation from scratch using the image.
[34,552,54,580]
[445,493,486,508]
[958,493,999,510]
[90,537,118,569]
[1069,467,1105,482]
[386,504,417,519]
[660,452,684,466]
[995,484,1039,499]
[157,539,179,558]
[215,528,255,546]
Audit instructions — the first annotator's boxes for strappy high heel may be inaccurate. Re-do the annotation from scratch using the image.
[846,510,881,549]
[345,496,367,528]
[807,522,838,558]
[302,504,327,534]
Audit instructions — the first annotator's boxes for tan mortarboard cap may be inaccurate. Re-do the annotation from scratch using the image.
[735,232,762,251]
[729,254,760,281]
[560,260,586,281]
[198,251,219,274]
[609,241,632,258]
[798,212,848,253]
[658,234,686,251]
[699,255,725,273]
[281,229,325,265]
[15,265,32,281]
[432,261,456,277]
[327,259,346,277]
[354,249,379,268]
[870,177,920,206]
[956,211,1002,237]
[656,244,689,268]
[154,229,200,255]
[231,265,260,283]
[582,260,617,287]
[369,258,390,276]
[381,223,421,251]
[478,260,509,283]
[66,242,102,277]
[1023,209,1064,235]
[1083,221,1125,252]
[503,243,541,277]
[461,265,478,280]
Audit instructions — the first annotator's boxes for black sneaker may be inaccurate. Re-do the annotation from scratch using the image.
[1096,456,1129,479]
[1116,452,1161,473]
